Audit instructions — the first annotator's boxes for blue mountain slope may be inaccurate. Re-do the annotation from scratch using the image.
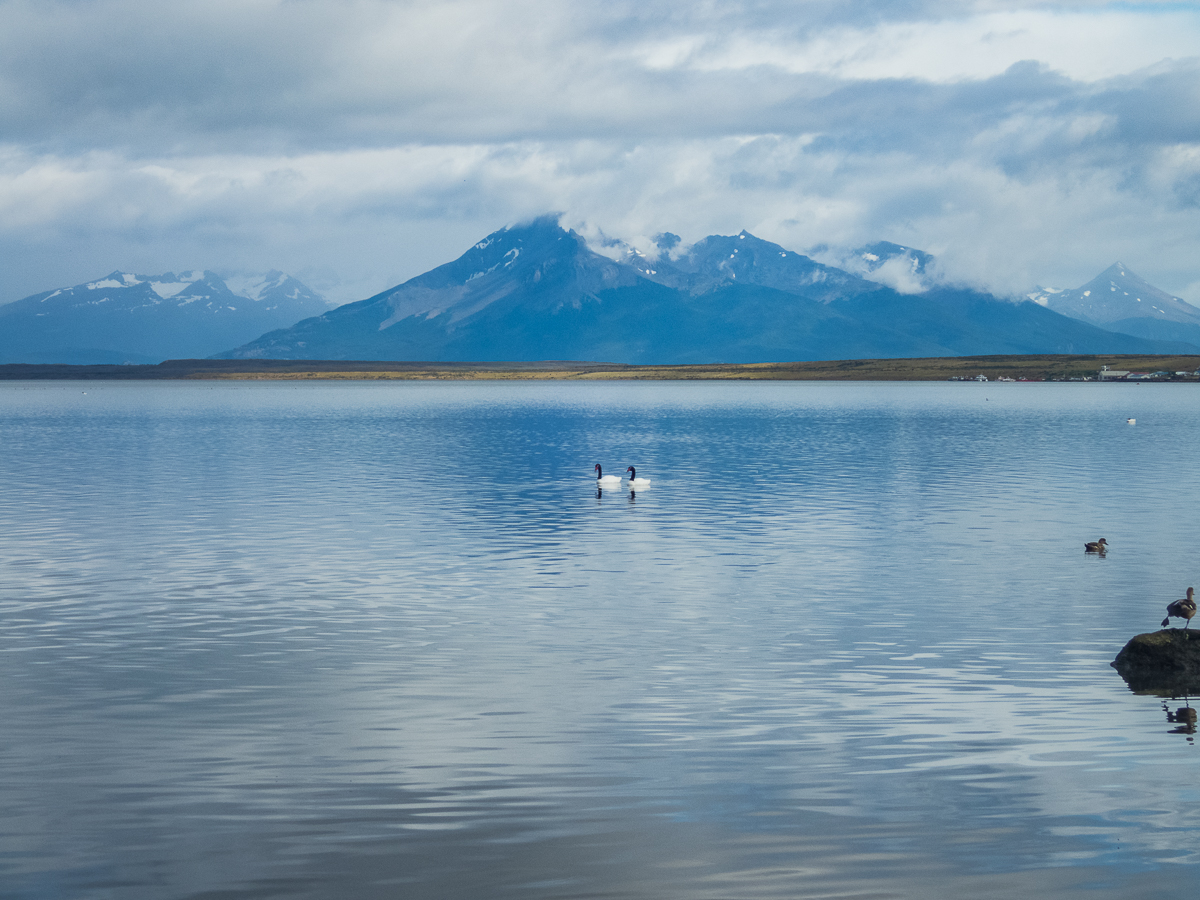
[1103,317,1200,347]
[838,288,1195,356]
[219,218,1194,363]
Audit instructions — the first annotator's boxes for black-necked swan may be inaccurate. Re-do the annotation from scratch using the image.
[595,464,622,485]
[626,466,651,488]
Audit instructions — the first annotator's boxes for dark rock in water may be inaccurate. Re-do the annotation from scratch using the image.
[1112,630,1200,694]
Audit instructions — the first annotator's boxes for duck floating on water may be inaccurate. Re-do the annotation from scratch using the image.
[1084,538,1108,553]
[1163,587,1197,630]
[595,464,622,485]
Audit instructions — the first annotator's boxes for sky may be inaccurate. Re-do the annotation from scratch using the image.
[2,0,1199,307]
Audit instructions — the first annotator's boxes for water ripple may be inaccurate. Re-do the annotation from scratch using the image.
[2,380,1199,898]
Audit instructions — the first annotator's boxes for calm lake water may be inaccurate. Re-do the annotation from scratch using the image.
[2,379,1199,899]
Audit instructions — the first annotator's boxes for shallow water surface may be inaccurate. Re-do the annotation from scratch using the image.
[1,380,1198,899]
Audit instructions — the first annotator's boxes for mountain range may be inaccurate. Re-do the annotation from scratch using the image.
[217,217,1196,364]
[4,218,1198,366]
[0,270,328,364]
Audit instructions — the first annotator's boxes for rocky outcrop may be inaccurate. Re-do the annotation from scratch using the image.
[1112,630,1200,694]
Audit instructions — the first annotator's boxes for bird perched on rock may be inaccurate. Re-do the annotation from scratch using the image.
[1162,587,1197,630]
[1084,538,1108,553]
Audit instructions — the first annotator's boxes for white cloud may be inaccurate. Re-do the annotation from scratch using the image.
[671,9,1200,83]
[0,0,1198,309]
[868,256,931,295]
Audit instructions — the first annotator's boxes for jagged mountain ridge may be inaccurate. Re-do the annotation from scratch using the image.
[620,231,883,302]
[219,217,1194,364]
[0,270,328,364]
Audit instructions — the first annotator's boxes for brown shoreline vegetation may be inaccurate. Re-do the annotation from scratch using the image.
[2,354,1200,382]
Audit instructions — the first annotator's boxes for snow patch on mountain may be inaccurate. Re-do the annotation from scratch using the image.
[223,271,293,302]
[151,280,194,299]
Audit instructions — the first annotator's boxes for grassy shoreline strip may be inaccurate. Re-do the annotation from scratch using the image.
[2,354,1200,382]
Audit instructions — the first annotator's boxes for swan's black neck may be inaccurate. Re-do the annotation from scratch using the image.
[627,467,635,479]
[595,464,603,479]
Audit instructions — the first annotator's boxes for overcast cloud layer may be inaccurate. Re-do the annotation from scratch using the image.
[2,0,1199,306]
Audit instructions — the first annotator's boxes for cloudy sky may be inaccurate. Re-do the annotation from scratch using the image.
[2,0,1199,306]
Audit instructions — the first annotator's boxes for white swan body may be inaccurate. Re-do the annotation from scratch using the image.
[595,464,622,485]
[626,466,651,488]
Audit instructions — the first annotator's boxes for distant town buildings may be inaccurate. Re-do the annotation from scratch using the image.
[949,366,1200,383]
[1098,365,1199,381]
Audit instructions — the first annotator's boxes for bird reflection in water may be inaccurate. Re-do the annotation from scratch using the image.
[595,485,637,503]
[1162,698,1197,743]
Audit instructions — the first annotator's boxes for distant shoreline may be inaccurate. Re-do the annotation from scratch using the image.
[4,355,1200,382]
[3,354,1200,382]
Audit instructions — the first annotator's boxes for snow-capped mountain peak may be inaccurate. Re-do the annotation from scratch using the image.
[1035,262,1200,326]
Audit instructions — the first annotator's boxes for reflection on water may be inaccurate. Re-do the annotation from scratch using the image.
[1164,700,1198,741]
[2,380,1200,899]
